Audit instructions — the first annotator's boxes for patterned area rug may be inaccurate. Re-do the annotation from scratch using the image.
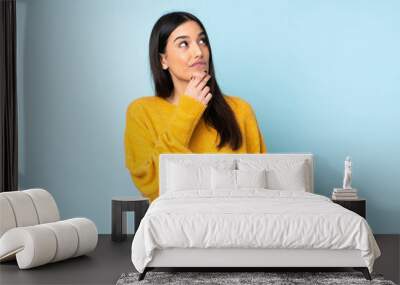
[116,271,396,285]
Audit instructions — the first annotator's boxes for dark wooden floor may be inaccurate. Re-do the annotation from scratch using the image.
[0,234,398,285]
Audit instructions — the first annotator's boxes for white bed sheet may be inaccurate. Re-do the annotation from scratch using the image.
[131,189,380,273]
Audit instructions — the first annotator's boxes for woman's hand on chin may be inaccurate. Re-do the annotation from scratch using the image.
[184,71,213,106]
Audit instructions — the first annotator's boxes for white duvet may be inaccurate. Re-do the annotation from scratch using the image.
[131,190,380,273]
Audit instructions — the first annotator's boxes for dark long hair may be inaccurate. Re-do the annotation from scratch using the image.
[149,11,242,150]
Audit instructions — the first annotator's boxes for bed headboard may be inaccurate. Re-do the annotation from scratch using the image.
[159,153,314,195]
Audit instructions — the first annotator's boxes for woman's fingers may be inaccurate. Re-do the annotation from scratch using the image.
[202,93,212,105]
[184,71,212,106]
[192,71,208,87]
[196,74,211,90]
[199,86,210,99]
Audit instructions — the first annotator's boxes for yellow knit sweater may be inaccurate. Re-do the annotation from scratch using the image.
[124,94,267,202]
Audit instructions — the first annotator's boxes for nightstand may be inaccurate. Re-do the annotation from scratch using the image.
[332,198,366,219]
[111,197,149,242]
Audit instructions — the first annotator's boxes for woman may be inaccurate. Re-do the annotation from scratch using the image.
[124,11,266,202]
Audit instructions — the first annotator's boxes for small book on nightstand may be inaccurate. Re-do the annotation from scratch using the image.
[332,188,359,200]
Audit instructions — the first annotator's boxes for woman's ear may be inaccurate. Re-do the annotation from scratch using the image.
[159,53,168,70]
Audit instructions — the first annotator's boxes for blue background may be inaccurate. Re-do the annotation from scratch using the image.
[16,0,400,234]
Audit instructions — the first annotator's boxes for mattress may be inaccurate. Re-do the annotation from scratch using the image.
[147,248,365,267]
[131,189,381,273]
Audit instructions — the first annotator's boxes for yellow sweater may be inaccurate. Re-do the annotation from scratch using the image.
[124,94,267,202]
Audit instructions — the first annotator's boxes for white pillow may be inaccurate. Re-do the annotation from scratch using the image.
[211,168,268,190]
[167,162,210,191]
[167,160,235,192]
[266,163,307,191]
[237,159,309,191]
[236,169,267,188]
[211,168,236,190]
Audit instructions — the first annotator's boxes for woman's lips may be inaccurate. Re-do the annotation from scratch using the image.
[190,62,207,68]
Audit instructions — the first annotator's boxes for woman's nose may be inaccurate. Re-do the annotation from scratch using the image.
[191,43,203,58]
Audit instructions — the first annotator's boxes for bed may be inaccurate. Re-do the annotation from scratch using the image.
[131,153,381,281]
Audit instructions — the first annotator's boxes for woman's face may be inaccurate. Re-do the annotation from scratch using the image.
[160,20,210,82]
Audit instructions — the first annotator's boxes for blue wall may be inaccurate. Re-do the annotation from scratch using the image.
[16,0,400,234]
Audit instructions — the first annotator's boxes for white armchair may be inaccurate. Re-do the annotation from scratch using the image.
[0,188,98,269]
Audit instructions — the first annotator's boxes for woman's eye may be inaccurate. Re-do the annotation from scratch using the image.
[179,41,188,48]
[199,38,207,45]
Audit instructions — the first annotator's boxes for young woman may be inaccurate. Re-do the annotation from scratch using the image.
[124,12,266,202]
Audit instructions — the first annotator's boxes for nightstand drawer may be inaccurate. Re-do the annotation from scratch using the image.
[332,199,366,219]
